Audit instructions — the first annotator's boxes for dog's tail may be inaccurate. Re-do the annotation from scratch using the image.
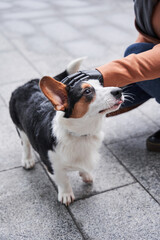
[54,57,86,82]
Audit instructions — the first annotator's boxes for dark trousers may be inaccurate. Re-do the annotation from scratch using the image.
[121,43,160,109]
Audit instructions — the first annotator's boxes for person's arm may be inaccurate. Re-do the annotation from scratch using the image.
[96,43,160,87]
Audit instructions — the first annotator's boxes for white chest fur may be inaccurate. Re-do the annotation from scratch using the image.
[48,112,104,173]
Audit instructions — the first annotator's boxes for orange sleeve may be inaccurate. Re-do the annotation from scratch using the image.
[96,44,160,87]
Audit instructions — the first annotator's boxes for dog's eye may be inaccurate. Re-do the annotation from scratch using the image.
[84,88,92,95]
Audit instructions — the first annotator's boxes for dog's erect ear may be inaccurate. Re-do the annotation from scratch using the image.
[40,76,68,111]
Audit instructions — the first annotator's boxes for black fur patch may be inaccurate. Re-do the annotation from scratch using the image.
[9,79,56,174]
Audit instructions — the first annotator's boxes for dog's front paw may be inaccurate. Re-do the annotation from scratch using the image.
[79,172,93,184]
[58,189,75,206]
[21,157,35,169]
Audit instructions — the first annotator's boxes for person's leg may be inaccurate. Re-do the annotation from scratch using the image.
[124,42,160,105]
[125,43,160,151]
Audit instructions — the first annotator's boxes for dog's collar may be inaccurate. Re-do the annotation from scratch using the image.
[67,130,90,138]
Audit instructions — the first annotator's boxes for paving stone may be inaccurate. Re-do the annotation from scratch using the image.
[64,15,102,28]
[12,37,72,76]
[88,24,134,46]
[1,9,56,20]
[70,183,160,240]
[103,107,158,145]
[63,38,107,58]
[0,106,23,170]
[0,81,25,106]
[60,1,117,15]
[102,9,135,30]
[3,20,35,37]
[138,99,160,127]
[0,34,14,52]
[41,21,82,42]
[0,165,83,240]
[0,96,5,106]
[0,2,12,9]
[15,0,50,10]
[108,136,160,203]
[53,0,90,8]
[31,16,58,24]
[49,144,134,200]
[0,51,39,85]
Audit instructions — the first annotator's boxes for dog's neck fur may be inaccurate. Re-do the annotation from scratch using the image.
[52,111,104,139]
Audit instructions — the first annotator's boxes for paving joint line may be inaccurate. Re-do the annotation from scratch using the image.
[40,159,136,201]
[0,94,7,107]
[39,161,86,240]
[73,181,136,202]
[0,79,31,87]
[40,161,136,240]
[1,31,42,76]
[106,143,160,205]
[66,207,86,240]
[0,162,40,173]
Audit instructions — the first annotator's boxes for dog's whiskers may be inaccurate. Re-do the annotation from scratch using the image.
[123,94,135,101]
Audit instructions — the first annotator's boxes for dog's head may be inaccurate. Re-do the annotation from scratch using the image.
[40,76,124,119]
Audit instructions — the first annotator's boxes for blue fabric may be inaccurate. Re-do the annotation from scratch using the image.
[121,42,160,108]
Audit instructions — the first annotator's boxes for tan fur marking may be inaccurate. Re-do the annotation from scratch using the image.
[70,96,90,118]
[70,82,96,118]
[81,83,92,89]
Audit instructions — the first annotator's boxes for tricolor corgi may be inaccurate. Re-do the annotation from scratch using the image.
[9,58,123,205]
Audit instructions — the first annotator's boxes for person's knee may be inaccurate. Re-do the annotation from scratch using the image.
[124,43,155,57]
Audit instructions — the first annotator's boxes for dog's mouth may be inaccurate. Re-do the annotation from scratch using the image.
[99,99,123,114]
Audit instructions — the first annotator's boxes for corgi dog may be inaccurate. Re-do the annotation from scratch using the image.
[9,58,124,205]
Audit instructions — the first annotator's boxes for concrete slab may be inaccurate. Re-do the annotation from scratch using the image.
[15,0,50,10]
[0,95,5,106]
[63,38,108,58]
[0,106,23,171]
[70,183,160,240]
[53,0,90,8]
[0,81,25,107]
[0,34,14,52]
[103,107,158,145]
[0,2,12,10]
[108,136,160,203]
[12,37,72,76]
[0,164,83,240]
[138,99,160,127]
[59,1,117,16]
[2,20,35,37]
[87,24,133,46]
[64,15,102,28]
[1,9,57,21]
[0,51,39,85]
[41,21,83,42]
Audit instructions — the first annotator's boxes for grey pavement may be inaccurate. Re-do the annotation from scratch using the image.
[0,0,160,240]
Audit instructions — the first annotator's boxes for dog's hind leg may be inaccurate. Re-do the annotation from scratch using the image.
[79,171,93,184]
[18,129,35,169]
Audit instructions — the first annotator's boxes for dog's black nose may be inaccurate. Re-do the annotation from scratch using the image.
[111,88,122,99]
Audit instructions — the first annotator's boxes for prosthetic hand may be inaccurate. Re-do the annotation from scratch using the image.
[61,70,103,87]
